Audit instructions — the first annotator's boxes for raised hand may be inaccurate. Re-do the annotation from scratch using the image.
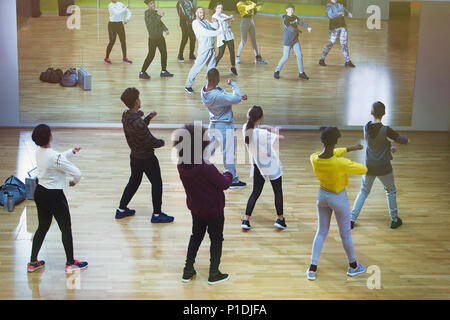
[72,145,82,154]
[307,27,312,33]
[148,110,158,118]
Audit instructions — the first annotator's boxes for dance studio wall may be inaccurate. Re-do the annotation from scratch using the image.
[411,1,450,131]
[0,0,20,126]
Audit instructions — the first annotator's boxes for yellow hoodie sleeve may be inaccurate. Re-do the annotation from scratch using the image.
[333,147,347,157]
[341,158,368,175]
[237,1,257,17]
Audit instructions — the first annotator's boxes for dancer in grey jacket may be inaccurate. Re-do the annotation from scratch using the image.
[185,7,223,94]
[351,101,409,229]
[201,68,248,188]
[274,4,312,80]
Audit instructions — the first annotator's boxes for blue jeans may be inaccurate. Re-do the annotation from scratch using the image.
[351,172,398,222]
[208,122,239,183]
[276,42,304,73]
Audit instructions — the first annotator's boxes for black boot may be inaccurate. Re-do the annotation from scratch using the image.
[182,265,197,283]
[319,59,326,66]
[208,268,229,285]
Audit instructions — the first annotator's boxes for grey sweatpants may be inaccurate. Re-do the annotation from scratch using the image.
[237,17,258,57]
[311,187,357,266]
[207,121,239,183]
[351,172,398,222]
[276,42,304,73]
[185,48,217,88]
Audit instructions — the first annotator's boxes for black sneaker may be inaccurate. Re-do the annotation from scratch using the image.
[160,70,174,77]
[139,71,150,79]
[319,59,326,66]
[231,67,238,76]
[345,60,355,68]
[274,218,287,230]
[189,55,196,61]
[151,212,174,223]
[274,71,280,79]
[390,217,402,229]
[178,56,185,62]
[241,219,251,230]
[299,72,309,80]
[208,271,230,285]
[27,260,45,273]
[185,87,194,94]
[351,221,355,229]
[115,208,136,219]
[230,181,246,189]
[182,268,197,283]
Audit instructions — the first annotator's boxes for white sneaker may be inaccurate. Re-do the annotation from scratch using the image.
[236,57,241,64]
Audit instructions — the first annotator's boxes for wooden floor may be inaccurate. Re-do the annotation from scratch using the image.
[0,127,448,300]
[17,8,419,126]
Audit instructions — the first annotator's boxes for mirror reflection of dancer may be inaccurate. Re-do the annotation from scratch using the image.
[319,0,355,67]
[308,127,367,281]
[104,0,132,64]
[236,1,267,64]
[139,0,174,80]
[185,7,223,94]
[241,106,286,230]
[176,0,196,62]
[27,124,88,274]
[274,4,312,80]
[213,3,238,76]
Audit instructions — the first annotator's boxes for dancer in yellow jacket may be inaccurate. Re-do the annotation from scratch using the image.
[236,1,267,64]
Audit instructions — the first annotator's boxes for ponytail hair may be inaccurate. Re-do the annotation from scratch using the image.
[245,105,263,145]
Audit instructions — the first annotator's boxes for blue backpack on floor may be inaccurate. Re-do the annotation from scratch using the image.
[60,68,78,87]
[0,176,27,206]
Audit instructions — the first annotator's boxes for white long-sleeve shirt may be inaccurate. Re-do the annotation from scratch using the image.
[212,13,234,47]
[108,1,132,22]
[36,148,82,190]
[192,19,221,54]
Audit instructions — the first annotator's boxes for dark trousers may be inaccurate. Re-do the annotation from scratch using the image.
[216,39,236,66]
[119,155,163,214]
[178,22,196,58]
[31,184,74,264]
[141,37,168,72]
[185,214,224,273]
[245,165,283,216]
[106,21,127,59]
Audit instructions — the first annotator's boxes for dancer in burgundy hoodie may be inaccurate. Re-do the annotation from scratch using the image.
[174,122,233,285]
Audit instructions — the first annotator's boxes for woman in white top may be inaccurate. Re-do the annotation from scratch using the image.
[104,0,132,64]
[27,124,88,274]
[212,3,238,76]
[241,106,286,230]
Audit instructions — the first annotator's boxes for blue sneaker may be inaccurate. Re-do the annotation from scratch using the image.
[115,208,136,219]
[306,268,316,281]
[66,260,88,273]
[347,263,366,277]
[151,212,174,223]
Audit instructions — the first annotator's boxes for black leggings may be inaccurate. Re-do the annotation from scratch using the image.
[31,184,74,264]
[216,39,236,67]
[178,21,196,58]
[119,155,163,214]
[245,165,283,217]
[141,37,167,73]
[185,214,224,272]
[106,21,127,59]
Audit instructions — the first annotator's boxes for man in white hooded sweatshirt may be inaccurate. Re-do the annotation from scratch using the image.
[185,8,223,93]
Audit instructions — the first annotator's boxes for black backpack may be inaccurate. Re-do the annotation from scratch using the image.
[49,68,64,83]
[40,67,53,82]
[0,176,27,206]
